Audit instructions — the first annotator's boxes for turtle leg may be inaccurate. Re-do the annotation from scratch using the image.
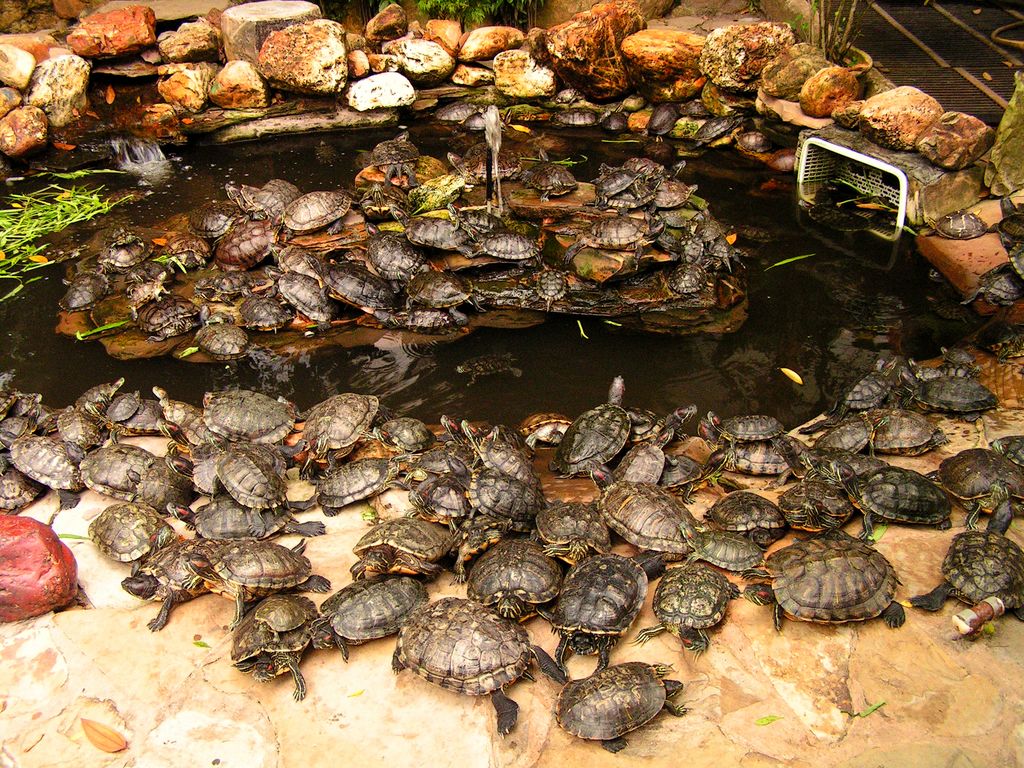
[147,591,178,632]
[964,500,981,530]
[297,574,332,593]
[601,737,628,753]
[859,512,874,541]
[595,639,611,673]
[230,589,247,630]
[285,519,327,537]
[772,602,785,632]
[633,624,666,645]
[987,498,1014,535]
[491,689,519,736]
[58,489,81,510]
[276,653,307,701]
[554,635,572,677]
[532,645,567,685]
[881,601,906,629]
[909,582,953,611]
[391,646,405,674]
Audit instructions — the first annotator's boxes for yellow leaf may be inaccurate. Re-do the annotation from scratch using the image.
[509,124,531,133]
[855,202,889,211]
[348,689,365,697]
[105,84,116,105]
[181,117,195,125]
[725,232,738,245]
[52,141,77,151]
[28,255,49,263]
[10,202,21,208]
[81,718,127,753]
[151,237,168,246]
[983,72,993,81]
[780,367,803,385]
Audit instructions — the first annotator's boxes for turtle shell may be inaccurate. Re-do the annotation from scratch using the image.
[89,501,174,562]
[315,574,428,645]
[915,376,997,415]
[213,218,276,271]
[302,393,379,458]
[191,496,293,540]
[688,530,764,571]
[535,501,611,563]
[80,443,156,500]
[0,467,44,512]
[934,211,988,239]
[705,491,786,547]
[215,446,287,510]
[239,295,294,331]
[466,539,562,619]
[766,531,900,623]
[940,530,1024,608]
[204,540,314,592]
[189,201,242,240]
[600,481,699,556]
[867,408,947,455]
[547,553,647,636]
[847,465,951,527]
[556,662,672,741]
[651,563,739,632]
[353,518,453,562]
[283,190,352,233]
[937,447,1024,503]
[394,596,532,695]
[203,389,296,444]
[552,403,630,476]
[316,457,395,514]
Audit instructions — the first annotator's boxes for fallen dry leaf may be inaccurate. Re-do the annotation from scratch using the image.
[181,117,194,125]
[80,718,127,753]
[51,142,76,151]
[725,232,738,245]
[105,84,115,105]
[151,237,168,246]
[983,72,993,81]
[973,7,982,13]
[28,255,49,264]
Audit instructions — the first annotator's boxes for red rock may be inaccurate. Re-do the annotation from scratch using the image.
[209,60,269,109]
[545,0,646,101]
[157,62,217,112]
[0,33,60,63]
[0,106,48,158]
[458,26,524,62]
[365,2,407,49]
[699,21,795,92]
[257,19,348,95]
[702,80,754,116]
[424,19,461,57]
[917,111,995,171]
[348,49,370,79]
[859,85,944,151]
[52,0,88,20]
[66,5,157,59]
[759,43,829,101]
[832,99,863,129]
[0,516,78,622]
[799,66,862,119]
[138,103,182,141]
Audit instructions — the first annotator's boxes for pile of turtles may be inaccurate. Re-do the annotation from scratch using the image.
[58,127,747,361]
[3,336,1024,749]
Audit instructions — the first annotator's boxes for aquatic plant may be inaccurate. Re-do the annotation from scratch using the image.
[0,183,128,302]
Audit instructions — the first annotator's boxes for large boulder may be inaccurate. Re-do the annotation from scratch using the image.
[346,71,416,111]
[545,0,646,101]
[365,3,407,49]
[157,20,222,64]
[0,43,35,90]
[621,29,705,103]
[917,111,995,170]
[698,21,795,92]
[209,60,270,108]
[535,0,673,28]
[799,66,862,119]
[458,26,524,62]
[24,54,90,128]
[257,19,348,96]
[0,516,78,622]
[986,71,1024,195]
[493,49,557,99]
[157,62,218,112]
[759,42,829,101]
[859,85,943,151]
[382,38,454,86]
[424,19,461,57]
[66,4,156,59]
[220,0,321,65]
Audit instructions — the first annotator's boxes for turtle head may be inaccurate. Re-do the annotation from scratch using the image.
[698,412,721,444]
[665,404,698,432]
[608,376,625,406]
[742,583,774,606]
[495,595,526,620]
[121,573,159,599]
[568,632,602,656]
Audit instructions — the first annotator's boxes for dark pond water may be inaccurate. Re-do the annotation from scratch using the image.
[0,124,974,430]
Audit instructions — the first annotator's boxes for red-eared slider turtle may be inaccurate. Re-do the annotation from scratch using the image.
[189,201,243,240]
[88,501,174,564]
[193,270,264,302]
[933,210,989,239]
[276,272,339,324]
[274,243,325,279]
[866,408,947,455]
[121,538,216,631]
[213,217,276,271]
[910,375,997,420]
[613,441,669,485]
[350,517,452,580]
[705,491,786,547]
[778,477,857,532]
[635,563,741,654]
[535,501,611,564]
[448,144,523,184]
[194,316,250,361]
[467,539,562,620]
[215,445,288,510]
[699,411,785,448]
[377,416,436,453]
[60,272,109,312]
[187,539,331,628]
[976,321,1024,361]
[962,263,1024,306]
[596,475,700,559]
[542,553,648,675]
[101,392,163,439]
[519,411,573,449]
[372,307,469,333]
[451,514,512,582]
[471,230,540,263]
[203,389,296,444]
[153,386,213,446]
[744,530,905,630]
[227,178,301,222]
[125,272,169,310]
[646,103,679,138]
[97,228,152,273]
[402,214,476,255]
[405,270,471,310]
[282,190,353,236]
[935,447,1024,529]
[520,149,579,201]
[359,181,408,222]
[0,467,44,512]
[992,435,1024,467]
[528,267,570,312]
[312,574,427,658]
[316,457,399,516]
[55,406,104,451]
[563,214,664,264]
[555,662,686,753]
[910,529,1024,619]
[162,233,211,270]
[826,462,951,539]
[686,529,765,573]
[600,109,630,132]
[301,392,379,464]
[369,131,421,187]
[231,593,318,700]
[552,107,600,127]
[468,467,546,533]
[551,376,630,477]
[800,357,903,434]
[408,471,471,530]
[177,495,324,540]
[239,295,294,332]
[393,596,550,735]
[9,434,84,508]
[134,296,200,342]
[366,230,427,283]
[456,353,522,385]
[322,261,400,311]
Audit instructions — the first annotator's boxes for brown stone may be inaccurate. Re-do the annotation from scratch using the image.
[493,49,556,99]
[257,19,348,96]
[52,0,87,20]
[424,19,461,57]
[987,71,1024,196]
[799,66,862,119]
[759,42,830,101]
[66,5,157,59]
[365,2,407,49]
[157,62,217,112]
[348,49,370,79]
[367,53,400,73]
[702,80,754,116]
[0,33,58,63]
[698,21,796,92]
[138,102,182,141]
[545,0,646,101]
[621,29,704,103]
[0,516,77,622]
[219,1,322,65]
[0,86,18,120]
[450,63,493,86]
[916,111,995,171]
[157,20,222,64]
[535,0,674,28]
[208,59,269,108]
[524,26,552,68]
[832,99,863,129]
[457,26,524,62]
[859,85,944,151]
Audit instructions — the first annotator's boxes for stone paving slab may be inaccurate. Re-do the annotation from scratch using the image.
[3,399,1024,767]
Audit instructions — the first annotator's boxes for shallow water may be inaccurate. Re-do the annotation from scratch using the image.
[0,126,972,428]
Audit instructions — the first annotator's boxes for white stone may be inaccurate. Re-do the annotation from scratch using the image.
[493,50,556,99]
[257,19,348,96]
[383,38,454,86]
[346,71,416,112]
[0,43,35,90]
[24,54,91,129]
[451,63,493,87]
[220,0,321,64]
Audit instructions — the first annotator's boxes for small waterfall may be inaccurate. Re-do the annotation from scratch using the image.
[109,136,172,184]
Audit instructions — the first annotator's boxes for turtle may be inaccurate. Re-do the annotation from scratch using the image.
[470,230,540,263]
[456,353,522,385]
[350,517,453,580]
[152,386,214,446]
[230,593,319,700]
[0,466,44,512]
[97,228,152,273]
[743,530,905,630]
[372,307,469,333]
[519,412,573,449]
[300,392,379,465]
[9,434,84,508]
[404,270,472,310]
[60,272,110,312]
[466,539,562,620]
[563,214,664,265]
[528,267,570,312]
[933,210,989,239]
[865,408,948,456]
[175,495,325,540]
[600,109,630,132]
[227,178,302,222]
[541,553,648,675]
[935,447,1024,530]
[322,261,400,311]
[646,103,679,138]
[213,217,276,271]
[555,662,686,753]
[909,529,1024,620]
[451,514,512,583]
[634,563,741,654]
[100,392,164,439]
[273,243,325,279]
[189,201,243,240]
[800,357,904,434]
[121,537,217,631]
[520,149,579,201]
[194,317,250,361]
[402,215,476,255]
[55,406,105,451]
[436,101,482,123]
[961,263,1024,306]
[276,272,339,325]
[187,539,331,628]
[699,411,785,450]
[368,131,420,187]
[212,445,288,511]
[408,471,471,530]
[596,475,700,559]
[88,501,175,564]
[704,491,787,547]
[124,271,167,310]
[134,296,200,342]
[467,466,546,533]
[315,457,399,516]
[991,434,1024,468]
[161,233,212,271]
[203,389,296,444]
[135,459,195,512]
[282,190,353,236]
[365,229,427,283]
[686,529,765,573]
[535,501,611,564]
[778,477,858,532]
[552,108,600,127]
[613,441,669,485]
[377,417,436,453]
[551,376,630,476]
[447,143,523,184]
[192,270,265,302]
[311,574,428,658]
[909,375,997,420]
[977,321,1024,362]
[239,294,294,331]
[359,181,409,222]
[393,596,556,735]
